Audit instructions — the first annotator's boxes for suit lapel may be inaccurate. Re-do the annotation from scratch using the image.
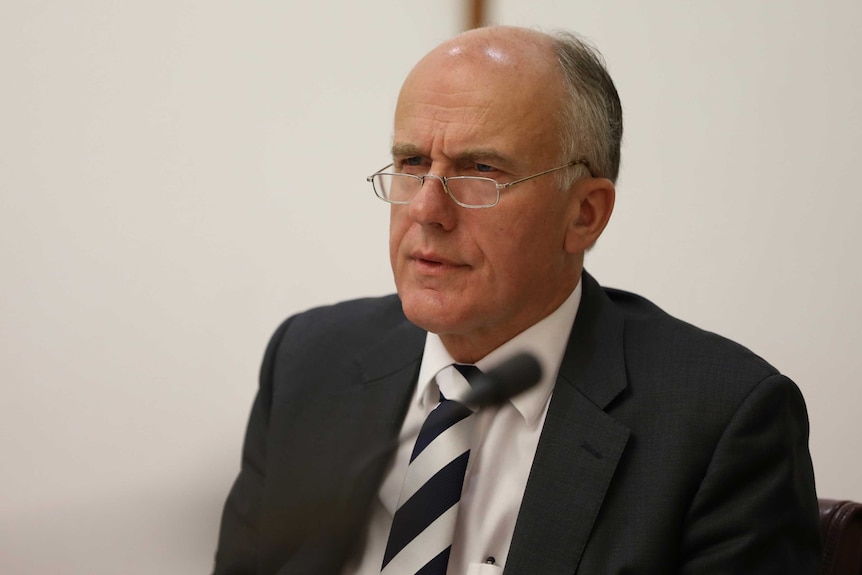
[268,312,427,575]
[329,315,428,543]
[505,272,631,575]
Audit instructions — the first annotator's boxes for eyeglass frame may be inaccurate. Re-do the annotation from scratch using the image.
[366,159,594,209]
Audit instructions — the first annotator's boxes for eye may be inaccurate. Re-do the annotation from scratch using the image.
[475,163,495,173]
[394,156,426,175]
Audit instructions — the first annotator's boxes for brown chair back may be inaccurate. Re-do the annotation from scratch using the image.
[818,498,862,575]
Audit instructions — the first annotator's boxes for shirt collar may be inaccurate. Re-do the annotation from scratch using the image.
[414,279,582,427]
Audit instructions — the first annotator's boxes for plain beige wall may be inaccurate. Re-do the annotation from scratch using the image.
[1,1,859,573]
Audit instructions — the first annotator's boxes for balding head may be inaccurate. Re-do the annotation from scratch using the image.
[413,25,558,79]
[395,27,567,177]
[400,26,622,185]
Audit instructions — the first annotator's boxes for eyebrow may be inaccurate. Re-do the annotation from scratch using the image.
[390,143,423,158]
[390,144,515,168]
[456,149,514,168]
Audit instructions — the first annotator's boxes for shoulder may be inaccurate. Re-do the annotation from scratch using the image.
[281,293,406,329]
[256,293,423,398]
[577,280,819,571]
[271,293,410,351]
[594,282,803,449]
[604,285,778,385]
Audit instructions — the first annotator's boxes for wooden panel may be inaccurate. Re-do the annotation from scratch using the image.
[467,0,487,30]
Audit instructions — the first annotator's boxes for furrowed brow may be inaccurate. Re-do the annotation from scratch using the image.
[389,144,516,169]
[455,149,515,169]
[391,143,424,158]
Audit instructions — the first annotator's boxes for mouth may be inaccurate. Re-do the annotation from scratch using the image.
[410,251,467,272]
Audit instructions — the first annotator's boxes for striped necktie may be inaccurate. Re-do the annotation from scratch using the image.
[380,364,480,575]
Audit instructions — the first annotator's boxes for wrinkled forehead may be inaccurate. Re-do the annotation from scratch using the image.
[406,28,558,93]
[393,31,564,164]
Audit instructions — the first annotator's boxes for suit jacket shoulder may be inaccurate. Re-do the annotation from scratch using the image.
[607,284,778,381]
[506,272,821,574]
[214,294,426,575]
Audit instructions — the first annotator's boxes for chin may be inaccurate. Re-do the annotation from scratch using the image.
[399,289,467,335]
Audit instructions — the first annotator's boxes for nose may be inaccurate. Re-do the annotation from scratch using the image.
[407,174,458,230]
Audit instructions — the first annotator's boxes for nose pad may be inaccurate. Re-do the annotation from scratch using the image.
[419,174,447,195]
[413,174,450,204]
[409,174,456,226]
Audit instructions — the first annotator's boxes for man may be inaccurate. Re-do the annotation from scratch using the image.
[214,26,820,574]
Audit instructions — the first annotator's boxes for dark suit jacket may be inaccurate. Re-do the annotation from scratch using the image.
[213,271,821,574]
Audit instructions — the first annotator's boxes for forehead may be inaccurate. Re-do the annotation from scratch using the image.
[393,42,564,168]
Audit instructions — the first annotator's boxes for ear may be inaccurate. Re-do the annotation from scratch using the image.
[564,177,616,254]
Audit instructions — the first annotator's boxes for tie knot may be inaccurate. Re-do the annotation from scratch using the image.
[436,364,481,403]
[453,364,481,384]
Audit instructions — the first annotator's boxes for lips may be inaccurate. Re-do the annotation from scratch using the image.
[409,250,468,272]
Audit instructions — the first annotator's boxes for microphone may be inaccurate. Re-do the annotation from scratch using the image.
[352,351,544,484]
[459,352,543,408]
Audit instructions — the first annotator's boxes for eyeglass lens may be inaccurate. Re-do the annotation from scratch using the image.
[372,173,497,207]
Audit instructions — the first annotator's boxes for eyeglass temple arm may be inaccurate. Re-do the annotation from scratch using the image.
[498,159,594,189]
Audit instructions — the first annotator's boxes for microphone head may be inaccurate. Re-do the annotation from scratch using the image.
[460,352,543,408]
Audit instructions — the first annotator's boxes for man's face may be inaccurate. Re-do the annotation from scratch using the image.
[389,40,584,361]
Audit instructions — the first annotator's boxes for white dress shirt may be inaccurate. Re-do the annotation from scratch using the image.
[343,280,582,574]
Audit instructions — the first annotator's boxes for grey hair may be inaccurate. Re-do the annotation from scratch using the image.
[549,31,623,187]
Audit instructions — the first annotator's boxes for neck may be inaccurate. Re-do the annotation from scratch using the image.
[440,270,582,364]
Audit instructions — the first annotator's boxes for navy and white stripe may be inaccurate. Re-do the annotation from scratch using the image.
[381,365,480,575]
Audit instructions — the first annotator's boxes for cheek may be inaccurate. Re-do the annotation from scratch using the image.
[388,209,410,267]
[483,209,568,273]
